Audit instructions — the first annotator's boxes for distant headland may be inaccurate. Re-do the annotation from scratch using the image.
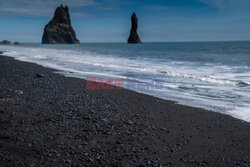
[0,40,22,45]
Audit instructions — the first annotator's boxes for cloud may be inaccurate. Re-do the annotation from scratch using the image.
[94,0,134,11]
[0,0,96,17]
[0,0,134,18]
[71,12,92,18]
[143,5,173,11]
[200,0,250,10]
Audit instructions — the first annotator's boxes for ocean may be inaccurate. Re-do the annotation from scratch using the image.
[1,42,250,122]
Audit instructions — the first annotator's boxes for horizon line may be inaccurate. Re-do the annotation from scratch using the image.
[8,40,250,44]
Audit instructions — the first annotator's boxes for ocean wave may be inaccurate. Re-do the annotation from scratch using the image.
[77,61,249,87]
[159,70,249,87]
[2,45,249,88]
[64,58,250,87]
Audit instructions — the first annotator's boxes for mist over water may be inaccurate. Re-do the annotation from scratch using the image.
[1,42,250,122]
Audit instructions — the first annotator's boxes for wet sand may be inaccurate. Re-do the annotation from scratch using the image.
[0,55,249,166]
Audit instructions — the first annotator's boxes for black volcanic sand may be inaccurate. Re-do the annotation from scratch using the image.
[0,55,249,167]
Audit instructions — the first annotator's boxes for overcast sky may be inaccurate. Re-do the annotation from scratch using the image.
[0,0,250,43]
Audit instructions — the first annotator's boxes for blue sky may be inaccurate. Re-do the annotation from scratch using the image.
[0,0,250,42]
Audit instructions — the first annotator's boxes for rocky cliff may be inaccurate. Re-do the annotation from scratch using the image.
[42,5,80,44]
[128,13,142,43]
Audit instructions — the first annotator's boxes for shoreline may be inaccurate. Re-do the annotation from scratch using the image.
[0,55,249,166]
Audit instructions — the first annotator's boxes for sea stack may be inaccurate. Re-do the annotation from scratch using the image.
[128,12,142,43]
[42,4,80,44]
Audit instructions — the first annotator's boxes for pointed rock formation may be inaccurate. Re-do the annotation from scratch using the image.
[128,12,142,43]
[42,4,80,44]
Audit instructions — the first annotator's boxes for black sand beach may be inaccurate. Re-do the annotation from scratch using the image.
[0,55,249,166]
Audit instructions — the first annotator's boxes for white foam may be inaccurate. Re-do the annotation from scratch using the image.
[159,70,248,86]
[227,107,250,122]
[162,82,179,88]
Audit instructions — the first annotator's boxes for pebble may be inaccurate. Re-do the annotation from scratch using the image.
[15,90,23,95]
[36,73,44,78]
[116,140,123,144]
[65,159,72,164]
